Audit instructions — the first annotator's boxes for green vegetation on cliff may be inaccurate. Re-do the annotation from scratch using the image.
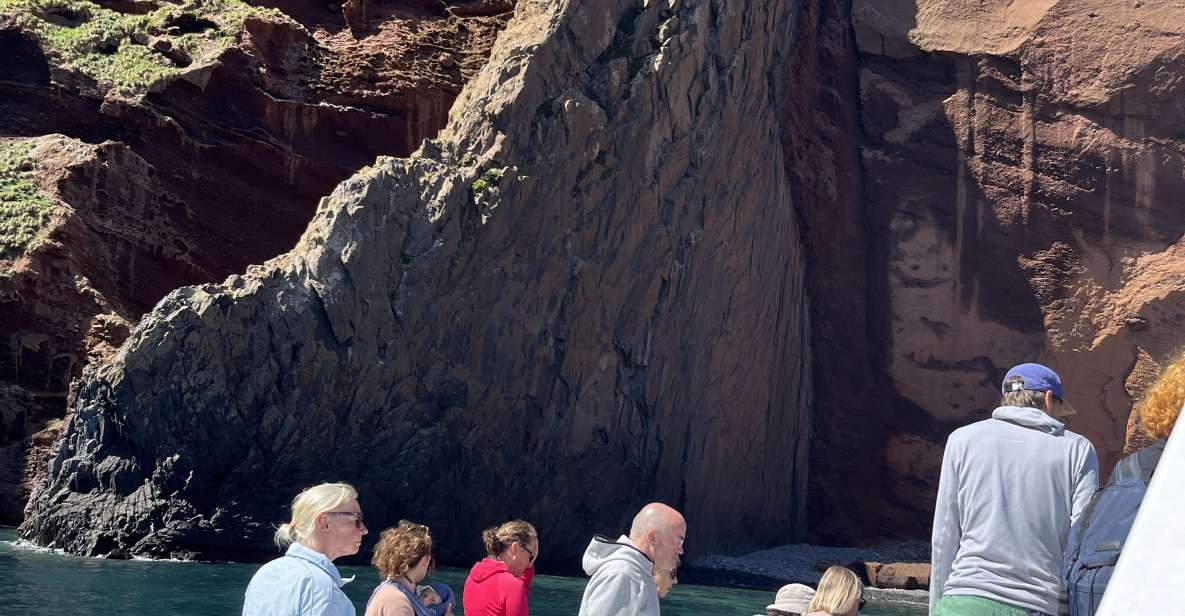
[0,0,288,92]
[0,140,53,260]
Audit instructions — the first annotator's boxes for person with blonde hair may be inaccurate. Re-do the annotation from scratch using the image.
[365,521,451,616]
[243,482,369,616]
[1064,351,1185,615]
[463,520,539,616]
[805,566,864,616]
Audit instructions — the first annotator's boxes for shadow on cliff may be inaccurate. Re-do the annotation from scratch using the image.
[797,2,1060,544]
[806,0,1185,544]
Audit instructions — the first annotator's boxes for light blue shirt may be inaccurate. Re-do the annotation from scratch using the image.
[243,542,356,616]
[931,406,1099,615]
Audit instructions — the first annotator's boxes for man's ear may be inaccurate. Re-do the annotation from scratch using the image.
[1045,390,1055,412]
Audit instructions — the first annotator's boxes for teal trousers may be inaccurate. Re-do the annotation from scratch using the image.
[932,595,1053,616]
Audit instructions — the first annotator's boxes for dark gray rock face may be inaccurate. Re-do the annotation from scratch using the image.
[20,0,812,562]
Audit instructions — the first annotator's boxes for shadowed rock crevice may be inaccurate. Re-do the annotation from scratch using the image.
[807,0,1185,543]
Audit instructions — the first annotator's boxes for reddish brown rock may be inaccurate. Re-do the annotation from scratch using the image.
[853,561,931,590]
[807,0,1185,542]
[0,2,511,523]
[20,0,814,561]
[14,0,1185,560]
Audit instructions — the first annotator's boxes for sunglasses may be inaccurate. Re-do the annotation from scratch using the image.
[521,544,537,564]
[326,511,365,529]
[858,597,867,611]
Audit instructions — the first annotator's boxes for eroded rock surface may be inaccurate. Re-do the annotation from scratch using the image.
[0,0,510,523]
[19,0,1185,559]
[808,0,1185,542]
[20,0,814,561]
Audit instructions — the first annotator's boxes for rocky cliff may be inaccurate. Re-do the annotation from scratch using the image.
[811,0,1185,542]
[0,0,510,522]
[16,0,1185,560]
[21,0,814,561]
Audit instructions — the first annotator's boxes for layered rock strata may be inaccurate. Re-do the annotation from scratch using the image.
[0,0,510,522]
[21,0,814,561]
[809,0,1185,542]
[22,0,1185,559]
[2,136,156,521]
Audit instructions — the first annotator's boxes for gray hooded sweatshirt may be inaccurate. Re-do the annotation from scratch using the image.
[931,406,1099,615]
[577,535,660,616]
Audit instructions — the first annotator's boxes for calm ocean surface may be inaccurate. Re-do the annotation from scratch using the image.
[0,527,924,615]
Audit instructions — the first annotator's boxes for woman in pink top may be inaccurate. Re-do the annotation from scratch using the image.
[462,520,539,616]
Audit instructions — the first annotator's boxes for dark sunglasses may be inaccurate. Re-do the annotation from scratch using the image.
[858,597,867,611]
[521,544,537,564]
[326,511,365,529]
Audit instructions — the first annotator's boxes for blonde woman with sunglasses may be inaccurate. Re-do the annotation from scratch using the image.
[243,482,369,616]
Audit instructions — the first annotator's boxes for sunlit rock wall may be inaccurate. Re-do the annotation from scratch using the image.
[21,0,813,561]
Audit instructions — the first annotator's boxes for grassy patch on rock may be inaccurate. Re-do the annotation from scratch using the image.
[0,140,54,260]
[470,167,504,194]
[0,0,289,92]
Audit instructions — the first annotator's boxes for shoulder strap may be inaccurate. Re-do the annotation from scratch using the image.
[1112,453,1142,484]
[1068,485,1104,563]
[1135,440,1165,484]
[1070,452,1147,563]
[372,579,435,616]
[366,580,393,610]
[1112,446,1161,486]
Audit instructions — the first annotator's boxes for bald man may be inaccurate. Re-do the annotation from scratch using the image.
[577,503,687,616]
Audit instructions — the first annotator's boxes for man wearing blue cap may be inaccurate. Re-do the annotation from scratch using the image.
[930,363,1099,616]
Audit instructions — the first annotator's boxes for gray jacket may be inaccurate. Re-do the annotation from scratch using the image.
[931,406,1099,615]
[577,535,660,616]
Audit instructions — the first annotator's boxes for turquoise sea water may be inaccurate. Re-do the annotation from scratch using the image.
[1,528,924,615]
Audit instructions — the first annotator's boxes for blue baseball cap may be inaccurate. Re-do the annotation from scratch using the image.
[1001,363,1065,399]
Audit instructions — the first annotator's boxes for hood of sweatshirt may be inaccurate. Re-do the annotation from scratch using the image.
[992,405,1065,435]
[581,535,653,577]
[468,558,511,584]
